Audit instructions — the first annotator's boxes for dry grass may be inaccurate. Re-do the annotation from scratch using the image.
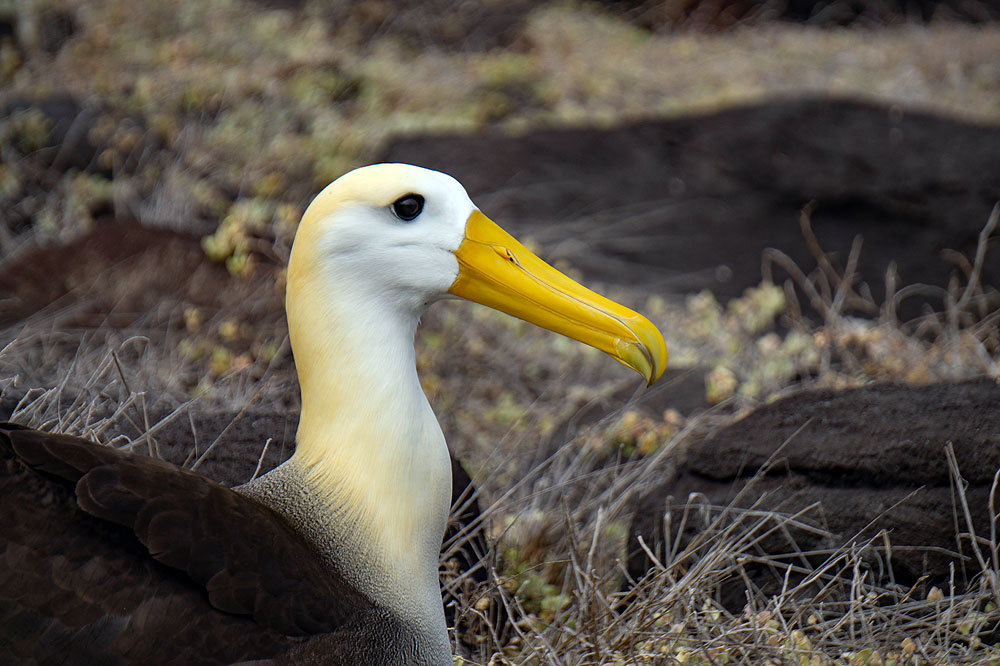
[6,205,997,665]
[437,211,1000,665]
[2,1,1000,664]
[444,438,1000,665]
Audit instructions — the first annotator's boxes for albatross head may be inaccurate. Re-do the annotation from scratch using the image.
[262,163,667,657]
[288,163,666,384]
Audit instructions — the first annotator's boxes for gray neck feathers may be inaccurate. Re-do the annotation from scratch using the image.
[237,461,452,666]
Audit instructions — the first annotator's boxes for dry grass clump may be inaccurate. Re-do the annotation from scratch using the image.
[438,208,1000,665]
[662,205,1000,412]
[441,408,1000,665]
[2,213,999,664]
[7,347,1000,666]
[766,204,1000,384]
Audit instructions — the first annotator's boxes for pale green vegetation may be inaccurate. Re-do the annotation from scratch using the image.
[3,0,1000,257]
[2,1,1000,664]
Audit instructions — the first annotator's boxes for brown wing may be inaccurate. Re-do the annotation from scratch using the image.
[0,423,378,666]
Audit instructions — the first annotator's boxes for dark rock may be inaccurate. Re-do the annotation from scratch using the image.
[627,379,1000,609]
[0,14,13,48]
[595,0,1000,30]
[0,222,232,327]
[380,98,1000,321]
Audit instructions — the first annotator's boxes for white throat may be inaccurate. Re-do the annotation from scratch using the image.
[240,275,453,655]
[296,287,452,603]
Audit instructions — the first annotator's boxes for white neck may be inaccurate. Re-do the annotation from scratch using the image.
[242,262,453,650]
[293,293,452,606]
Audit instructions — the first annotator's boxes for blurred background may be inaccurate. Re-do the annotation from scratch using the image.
[2,2,1000,662]
[1,0,997,418]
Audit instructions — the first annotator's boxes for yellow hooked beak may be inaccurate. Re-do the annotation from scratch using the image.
[448,211,666,386]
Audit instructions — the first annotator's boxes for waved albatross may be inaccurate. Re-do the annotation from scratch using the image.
[0,163,666,665]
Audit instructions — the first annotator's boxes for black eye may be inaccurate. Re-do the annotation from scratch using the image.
[391,194,424,222]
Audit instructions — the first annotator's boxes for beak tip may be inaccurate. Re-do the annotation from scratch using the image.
[652,338,667,385]
[631,319,667,387]
[646,351,666,387]
[609,314,666,386]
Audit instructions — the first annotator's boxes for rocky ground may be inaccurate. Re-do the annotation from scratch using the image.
[2,1,1000,664]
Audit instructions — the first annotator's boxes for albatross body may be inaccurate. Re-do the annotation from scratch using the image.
[0,164,665,665]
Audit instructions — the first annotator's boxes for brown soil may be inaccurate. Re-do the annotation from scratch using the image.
[599,0,1000,30]
[0,222,234,327]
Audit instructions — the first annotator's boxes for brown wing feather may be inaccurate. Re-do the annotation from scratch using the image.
[0,423,381,665]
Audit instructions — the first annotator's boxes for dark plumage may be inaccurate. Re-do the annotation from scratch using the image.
[0,423,410,666]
